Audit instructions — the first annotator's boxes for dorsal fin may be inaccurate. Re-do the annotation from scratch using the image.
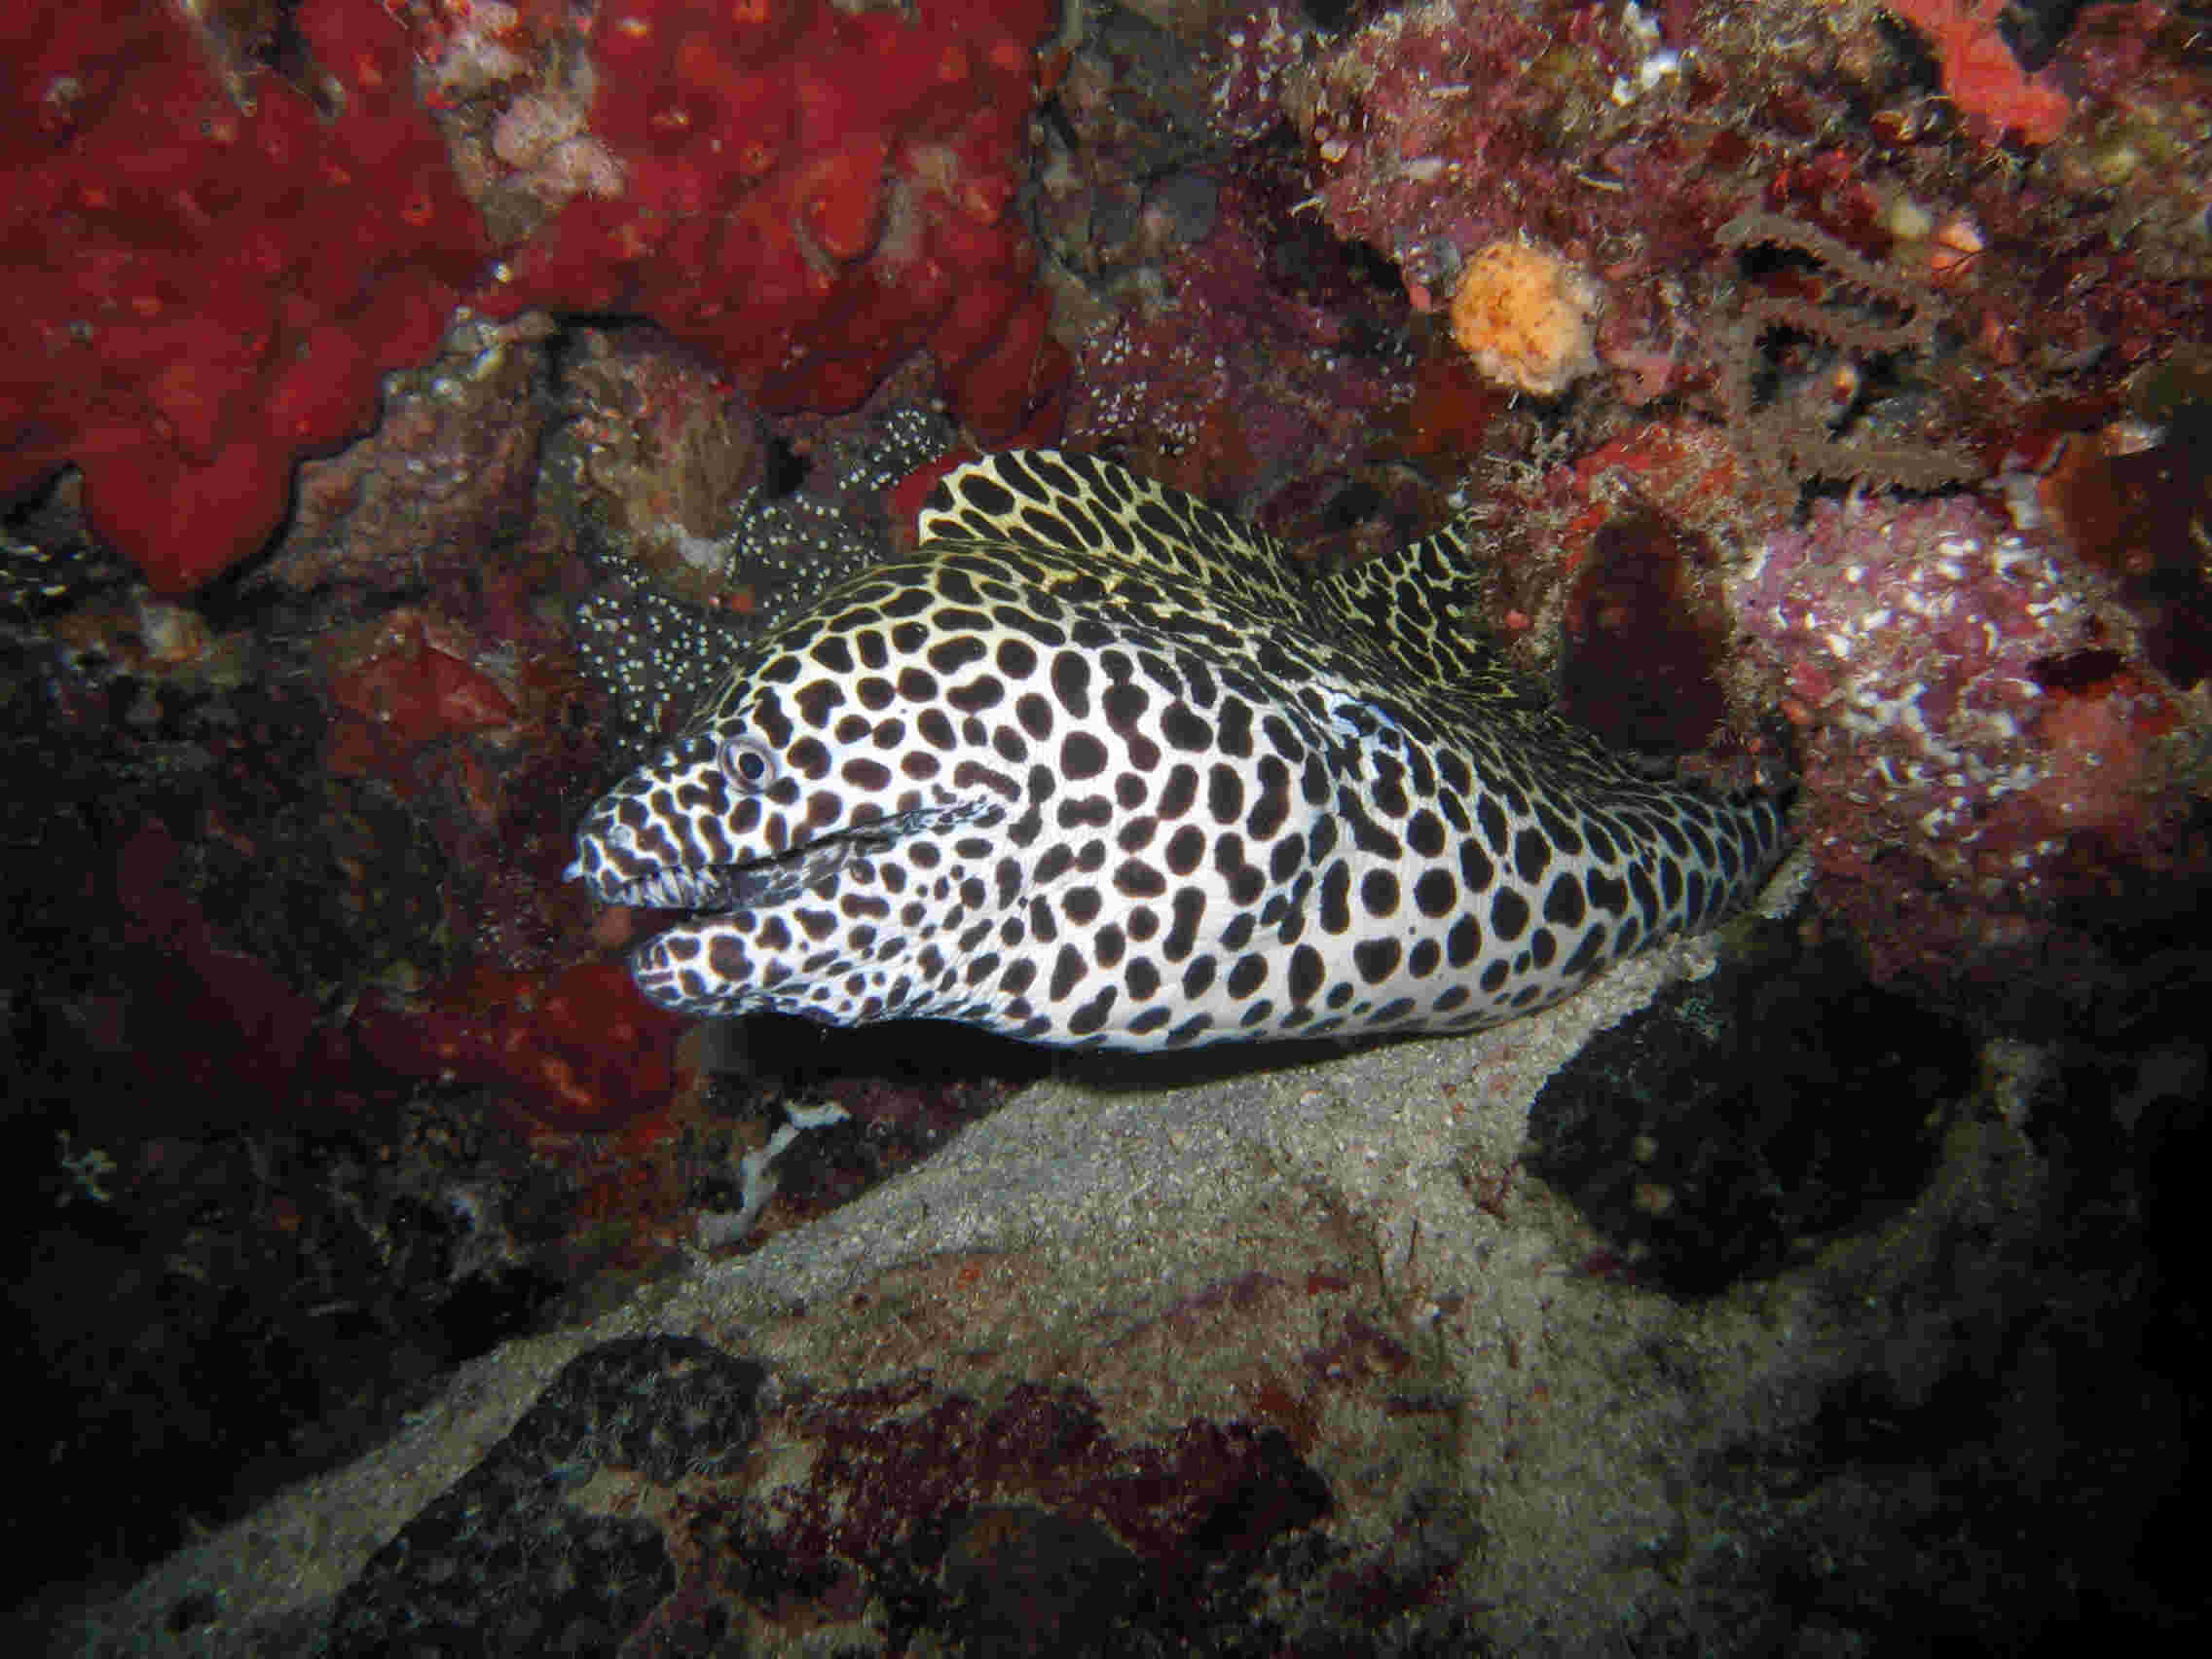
[918,450,1303,611]
[922,449,1532,709]
[1313,517,1532,702]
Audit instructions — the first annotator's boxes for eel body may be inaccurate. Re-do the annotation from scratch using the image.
[570,451,1789,1051]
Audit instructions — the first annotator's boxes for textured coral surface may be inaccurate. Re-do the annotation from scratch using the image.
[467,0,1068,439]
[4,0,1063,593]
[2,0,489,592]
[8,0,2212,1647]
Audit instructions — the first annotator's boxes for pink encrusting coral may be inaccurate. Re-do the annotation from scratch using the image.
[1882,0,2075,145]
[0,0,491,593]
[1284,0,1605,294]
[1062,166,1410,511]
[3,0,1064,595]
[467,0,1067,441]
[1734,494,2191,988]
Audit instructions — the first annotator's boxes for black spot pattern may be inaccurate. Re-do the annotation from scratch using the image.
[573,450,1791,1051]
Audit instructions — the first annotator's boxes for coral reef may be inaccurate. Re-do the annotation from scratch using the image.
[4,0,1064,596]
[2034,397,2212,688]
[1057,161,1413,513]
[1735,491,2196,992]
[1883,0,2075,144]
[90,983,2212,1653]
[354,962,691,1135]
[1268,0,2210,1007]
[1559,502,1736,756]
[1710,210,1978,497]
[263,313,557,600]
[555,329,771,608]
[561,344,957,739]
[1282,0,1675,301]
[1279,0,2208,489]
[1,0,490,592]
[1029,7,1418,515]
[459,0,1067,440]
[12,1,2212,1639]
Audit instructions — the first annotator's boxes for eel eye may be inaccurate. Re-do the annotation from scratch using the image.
[719,735,778,789]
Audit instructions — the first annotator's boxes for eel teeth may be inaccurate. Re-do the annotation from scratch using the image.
[614,840,856,912]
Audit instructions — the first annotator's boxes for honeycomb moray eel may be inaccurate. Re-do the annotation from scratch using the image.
[570,451,1791,1051]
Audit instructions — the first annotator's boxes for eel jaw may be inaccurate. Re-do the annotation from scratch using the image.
[577,796,996,922]
[591,834,862,914]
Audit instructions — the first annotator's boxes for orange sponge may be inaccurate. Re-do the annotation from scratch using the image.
[1448,240,1601,396]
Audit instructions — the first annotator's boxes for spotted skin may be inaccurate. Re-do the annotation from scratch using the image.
[570,451,1790,1051]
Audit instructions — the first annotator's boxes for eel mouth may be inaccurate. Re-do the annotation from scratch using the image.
[600,835,860,913]
[586,800,991,918]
